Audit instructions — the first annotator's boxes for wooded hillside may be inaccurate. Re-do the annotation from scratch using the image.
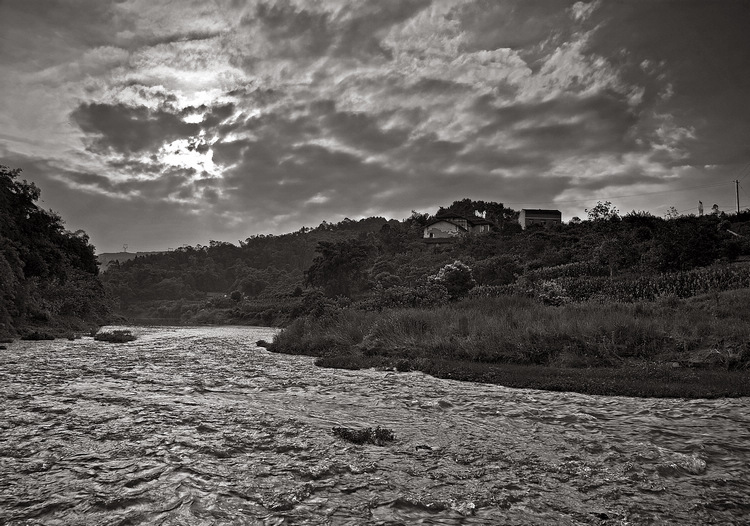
[0,165,109,338]
[100,198,750,326]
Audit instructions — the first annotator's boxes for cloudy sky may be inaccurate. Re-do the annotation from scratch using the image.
[1,0,749,253]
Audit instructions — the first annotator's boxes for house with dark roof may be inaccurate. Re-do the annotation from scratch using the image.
[518,209,562,229]
[423,213,494,241]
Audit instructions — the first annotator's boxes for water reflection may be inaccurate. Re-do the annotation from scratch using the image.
[1,326,748,525]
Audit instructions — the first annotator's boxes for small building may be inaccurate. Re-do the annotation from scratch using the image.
[423,213,494,240]
[518,209,562,229]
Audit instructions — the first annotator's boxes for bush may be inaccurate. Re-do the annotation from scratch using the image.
[428,260,476,300]
[364,283,449,310]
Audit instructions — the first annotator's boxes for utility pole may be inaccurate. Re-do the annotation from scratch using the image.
[736,179,740,214]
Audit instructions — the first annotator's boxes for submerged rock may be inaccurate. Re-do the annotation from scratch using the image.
[332,426,396,446]
[93,330,136,343]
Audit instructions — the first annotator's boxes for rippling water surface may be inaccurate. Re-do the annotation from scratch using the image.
[1,326,749,525]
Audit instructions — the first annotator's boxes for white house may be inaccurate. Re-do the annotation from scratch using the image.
[423,213,494,240]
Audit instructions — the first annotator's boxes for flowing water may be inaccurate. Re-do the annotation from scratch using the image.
[1,326,748,525]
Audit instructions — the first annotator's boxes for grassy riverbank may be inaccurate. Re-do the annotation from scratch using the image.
[268,289,750,398]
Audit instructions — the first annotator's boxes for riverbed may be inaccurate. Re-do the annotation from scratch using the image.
[1,326,748,525]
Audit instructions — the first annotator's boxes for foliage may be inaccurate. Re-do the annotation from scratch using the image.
[585,200,620,222]
[0,165,108,337]
[305,237,374,297]
[428,260,476,300]
[437,198,517,227]
[364,283,449,310]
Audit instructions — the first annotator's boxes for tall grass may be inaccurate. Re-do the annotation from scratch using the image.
[270,289,750,369]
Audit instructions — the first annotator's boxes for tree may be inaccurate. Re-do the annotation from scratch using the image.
[429,260,476,300]
[0,165,107,335]
[230,290,243,302]
[585,201,620,222]
[437,198,514,227]
[664,206,680,220]
[305,238,374,297]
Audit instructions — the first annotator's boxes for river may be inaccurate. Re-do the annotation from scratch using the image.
[1,326,748,525]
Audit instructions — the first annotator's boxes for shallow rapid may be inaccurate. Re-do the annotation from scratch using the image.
[1,326,748,525]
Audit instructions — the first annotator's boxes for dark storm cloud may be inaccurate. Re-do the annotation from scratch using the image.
[219,138,399,219]
[585,0,750,165]
[208,93,586,226]
[114,167,199,198]
[71,103,201,154]
[395,134,466,168]
[55,158,198,202]
[473,91,641,155]
[63,171,117,193]
[136,29,226,49]
[313,101,409,153]
[212,99,409,168]
[192,103,236,128]
[71,101,238,157]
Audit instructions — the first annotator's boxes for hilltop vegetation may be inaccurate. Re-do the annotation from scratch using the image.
[101,197,750,326]
[0,165,109,339]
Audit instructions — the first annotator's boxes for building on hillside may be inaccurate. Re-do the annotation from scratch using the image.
[518,209,562,229]
[423,213,494,241]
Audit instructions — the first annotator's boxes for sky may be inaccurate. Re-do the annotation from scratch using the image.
[1,0,749,253]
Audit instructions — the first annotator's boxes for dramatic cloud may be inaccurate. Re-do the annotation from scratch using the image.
[1,0,748,252]
[71,103,201,154]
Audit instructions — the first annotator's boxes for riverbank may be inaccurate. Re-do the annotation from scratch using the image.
[0,315,111,342]
[267,290,750,399]
[311,354,749,398]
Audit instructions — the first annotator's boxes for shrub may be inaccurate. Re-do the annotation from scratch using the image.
[366,283,449,310]
[428,260,476,300]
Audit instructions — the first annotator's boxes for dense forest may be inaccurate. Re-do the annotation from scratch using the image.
[100,196,750,327]
[0,165,109,339]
